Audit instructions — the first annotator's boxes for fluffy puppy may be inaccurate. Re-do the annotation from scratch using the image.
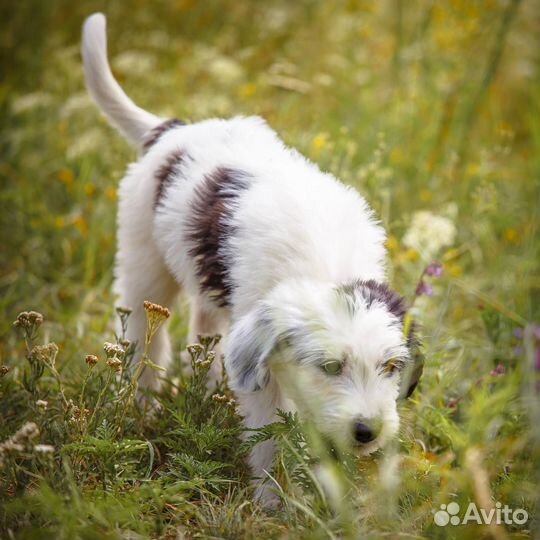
[82,13,422,505]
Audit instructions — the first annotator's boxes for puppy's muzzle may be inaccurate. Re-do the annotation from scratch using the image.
[354,421,375,443]
[353,417,383,444]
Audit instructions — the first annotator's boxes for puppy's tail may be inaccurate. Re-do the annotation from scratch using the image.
[82,13,162,146]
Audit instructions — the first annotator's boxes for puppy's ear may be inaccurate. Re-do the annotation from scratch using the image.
[399,325,424,399]
[225,304,277,393]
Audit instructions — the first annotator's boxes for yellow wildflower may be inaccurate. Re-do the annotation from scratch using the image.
[238,83,257,98]
[504,228,518,244]
[58,168,74,186]
[311,132,328,154]
[385,235,399,252]
[73,216,88,236]
[105,187,117,201]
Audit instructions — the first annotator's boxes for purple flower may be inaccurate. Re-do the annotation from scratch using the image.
[531,324,540,341]
[415,281,433,297]
[490,363,506,377]
[512,328,524,340]
[535,348,540,372]
[425,262,444,278]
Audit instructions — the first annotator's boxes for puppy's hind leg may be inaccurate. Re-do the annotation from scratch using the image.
[115,227,179,393]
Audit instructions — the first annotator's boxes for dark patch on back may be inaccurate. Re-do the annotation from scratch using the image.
[154,150,185,209]
[143,118,185,153]
[187,167,251,307]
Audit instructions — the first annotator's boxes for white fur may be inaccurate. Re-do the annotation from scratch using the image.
[82,13,413,506]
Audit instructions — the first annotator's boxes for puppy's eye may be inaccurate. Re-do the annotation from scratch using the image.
[322,360,343,375]
[382,359,400,376]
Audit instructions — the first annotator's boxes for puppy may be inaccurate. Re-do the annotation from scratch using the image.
[82,13,422,505]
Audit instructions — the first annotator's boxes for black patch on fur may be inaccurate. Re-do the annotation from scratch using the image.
[154,150,185,209]
[357,280,407,321]
[187,167,251,307]
[339,279,419,347]
[143,118,185,153]
[339,279,423,398]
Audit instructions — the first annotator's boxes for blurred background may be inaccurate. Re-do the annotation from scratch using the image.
[1,1,539,538]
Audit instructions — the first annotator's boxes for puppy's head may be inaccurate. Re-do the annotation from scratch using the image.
[227,279,421,453]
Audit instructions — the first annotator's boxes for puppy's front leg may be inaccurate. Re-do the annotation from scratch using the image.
[249,439,279,508]
[238,387,281,508]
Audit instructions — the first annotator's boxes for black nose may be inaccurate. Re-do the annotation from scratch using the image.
[354,422,375,443]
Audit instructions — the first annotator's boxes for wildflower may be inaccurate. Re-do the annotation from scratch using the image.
[83,183,96,197]
[212,393,228,403]
[103,342,125,359]
[15,422,39,442]
[144,301,170,341]
[415,281,433,297]
[425,262,444,277]
[312,133,329,153]
[107,357,123,372]
[13,311,44,330]
[0,441,24,454]
[0,366,9,377]
[11,91,52,114]
[105,187,117,201]
[34,444,55,454]
[207,56,244,85]
[66,128,102,159]
[143,301,170,320]
[59,93,92,118]
[385,235,399,252]
[512,328,524,339]
[237,83,257,98]
[403,211,456,259]
[504,228,519,244]
[31,343,59,367]
[187,343,204,357]
[445,262,463,277]
[57,168,75,186]
[490,364,506,377]
[85,354,99,366]
[112,51,156,76]
[36,399,48,410]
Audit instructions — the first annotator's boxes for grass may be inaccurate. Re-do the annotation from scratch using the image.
[1,0,539,538]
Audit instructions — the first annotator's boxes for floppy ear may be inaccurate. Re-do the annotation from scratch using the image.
[225,304,278,393]
[399,325,424,399]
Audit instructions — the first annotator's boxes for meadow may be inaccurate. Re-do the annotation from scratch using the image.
[1,1,539,538]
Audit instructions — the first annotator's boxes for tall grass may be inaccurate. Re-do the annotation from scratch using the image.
[1,1,539,538]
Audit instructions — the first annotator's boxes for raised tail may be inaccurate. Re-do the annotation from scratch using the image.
[82,13,163,146]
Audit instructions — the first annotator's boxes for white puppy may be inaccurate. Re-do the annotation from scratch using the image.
[82,13,421,505]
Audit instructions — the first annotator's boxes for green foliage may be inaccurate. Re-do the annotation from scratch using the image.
[1,0,540,538]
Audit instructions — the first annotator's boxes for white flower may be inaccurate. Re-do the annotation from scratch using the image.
[60,93,93,118]
[34,444,55,454]
[66,128,102,160]
[112,51,156,76]
[11,92,53,114]
[207,57,244,85]
[403,210,456,259]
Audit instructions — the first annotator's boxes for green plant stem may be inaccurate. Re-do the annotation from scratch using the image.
[88,369,113,430]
